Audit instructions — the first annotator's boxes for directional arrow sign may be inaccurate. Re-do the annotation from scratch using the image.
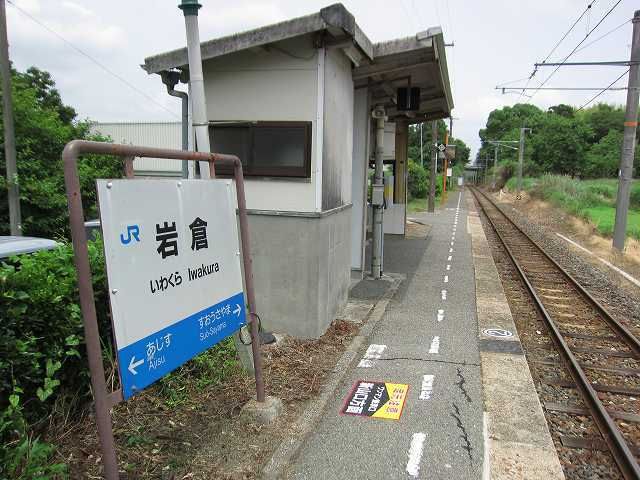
[233,304,242,317]
[128,356,144,375]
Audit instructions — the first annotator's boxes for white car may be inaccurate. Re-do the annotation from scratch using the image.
[0,235,60,258]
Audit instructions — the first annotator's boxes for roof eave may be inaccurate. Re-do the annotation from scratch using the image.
[142,3,373,74]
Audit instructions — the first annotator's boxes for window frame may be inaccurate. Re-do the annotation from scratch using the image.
[209,121,312,178]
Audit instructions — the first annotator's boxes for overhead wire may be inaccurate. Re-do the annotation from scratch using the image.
[574,18,632,54]
[527,0,624,102]
[512,1,597,102]
[575,68,629,111]
[6,0,179,119]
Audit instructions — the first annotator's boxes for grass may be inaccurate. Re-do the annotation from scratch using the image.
[505,174,640,240]
[408,197,428,213]
[582,206,640,239]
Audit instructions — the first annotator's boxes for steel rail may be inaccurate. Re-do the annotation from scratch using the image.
[470,187,640,480]
[474,187,640,358]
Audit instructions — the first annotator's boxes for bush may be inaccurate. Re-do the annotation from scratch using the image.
[0,240,111,477]
[408,160,428,199]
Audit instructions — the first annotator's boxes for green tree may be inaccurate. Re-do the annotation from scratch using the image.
[583,130,623,178]
[0,66,122,237]
[530,113,591,176]
[548,104,574,118]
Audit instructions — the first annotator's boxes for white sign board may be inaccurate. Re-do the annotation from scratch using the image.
[447,168,453,177]
[97,179,246,399]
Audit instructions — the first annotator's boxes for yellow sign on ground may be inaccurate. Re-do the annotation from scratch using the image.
[341,381,409,420]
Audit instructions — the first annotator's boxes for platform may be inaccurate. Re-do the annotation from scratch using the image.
[284,190,564,479]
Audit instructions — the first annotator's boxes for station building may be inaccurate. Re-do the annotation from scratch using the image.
[133,3,453,338]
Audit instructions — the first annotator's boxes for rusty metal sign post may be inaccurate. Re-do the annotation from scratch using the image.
[62,140,265,479]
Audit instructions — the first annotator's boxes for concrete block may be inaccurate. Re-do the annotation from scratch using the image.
[240,396,283,425]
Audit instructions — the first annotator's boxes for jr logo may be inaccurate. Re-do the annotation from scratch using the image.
[120,225,141,245]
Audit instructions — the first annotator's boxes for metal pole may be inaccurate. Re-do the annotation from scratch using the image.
[1,0,21,235]
[224,156,266,401]
[443,130,448,196]
[613,10,640,251]
[161,71,190,178]
[492,147,498,190]
[517,127,526,197]
[419,122,423,167]
[428,121,437,212]
[179,0,211,178]
[371,108,385,279]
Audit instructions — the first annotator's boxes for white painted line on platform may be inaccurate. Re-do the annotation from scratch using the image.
[441,289,447,300]
[444,275,449,283]
[428,337,440,354]
[556,232,640,288]
[446,264,451,270]
[447,255,452,261]
[419,374,435,399]
[406,433,426,477]
[482,413,490,480]
[437,309,445,322]
[450,241,454,246]
[357,344,387,368]
[449,248,454,253]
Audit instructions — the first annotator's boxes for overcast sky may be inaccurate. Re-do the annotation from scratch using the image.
[5,0,638,157]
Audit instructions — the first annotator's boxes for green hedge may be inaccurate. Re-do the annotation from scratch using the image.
[0,240,111,478]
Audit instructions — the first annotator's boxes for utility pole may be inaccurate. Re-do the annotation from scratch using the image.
[419,122,423,167]
[428,121,437,212]
[517,127,531,198]
[443,129,449,196]
[492,147,498,190]
[613,9,640,251]
[1,0,21,235]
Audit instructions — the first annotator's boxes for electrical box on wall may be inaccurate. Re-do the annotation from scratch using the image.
[397,87,420,111]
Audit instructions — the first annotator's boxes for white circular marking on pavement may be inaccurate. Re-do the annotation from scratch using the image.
[482,328,513,338]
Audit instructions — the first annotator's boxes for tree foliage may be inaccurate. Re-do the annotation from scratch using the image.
[0,66,122,237]
[478,102,639,181]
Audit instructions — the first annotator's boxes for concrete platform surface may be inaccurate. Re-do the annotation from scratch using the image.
[288,191,484,479]
[276,189,564,480]
[467,194,564,480]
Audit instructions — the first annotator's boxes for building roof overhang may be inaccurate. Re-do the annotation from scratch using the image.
[142,3,453,122]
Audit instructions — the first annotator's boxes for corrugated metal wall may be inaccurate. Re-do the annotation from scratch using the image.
[91,122,182,176]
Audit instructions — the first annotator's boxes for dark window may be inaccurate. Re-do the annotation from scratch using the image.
[210,122,311,177]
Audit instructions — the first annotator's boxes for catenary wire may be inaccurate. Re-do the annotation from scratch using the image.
[6,0,179,119]
[515,1,596,102]
[576,68,629,111]
[574,18,632,54]
[528,0,623,102]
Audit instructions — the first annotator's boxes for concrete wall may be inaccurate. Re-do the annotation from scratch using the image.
[202,35,318,212]
[247,207,351,338]
[322,47,354,210]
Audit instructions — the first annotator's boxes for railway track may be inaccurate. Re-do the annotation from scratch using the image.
[470,187,640,480]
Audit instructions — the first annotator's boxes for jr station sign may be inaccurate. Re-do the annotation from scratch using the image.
[97,179,246,399]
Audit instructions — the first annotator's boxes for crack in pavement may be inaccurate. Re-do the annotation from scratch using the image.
[375,357,480,367]
[451,402,473,463]
[455,367,472,403]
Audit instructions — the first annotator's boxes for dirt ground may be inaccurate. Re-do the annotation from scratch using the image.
[54,320,359,479]
[494,188,640,298]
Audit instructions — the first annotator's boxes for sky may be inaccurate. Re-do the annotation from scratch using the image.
[4,0,638,158]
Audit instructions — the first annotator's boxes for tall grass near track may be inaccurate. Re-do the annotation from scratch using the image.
[504,174,640,240]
